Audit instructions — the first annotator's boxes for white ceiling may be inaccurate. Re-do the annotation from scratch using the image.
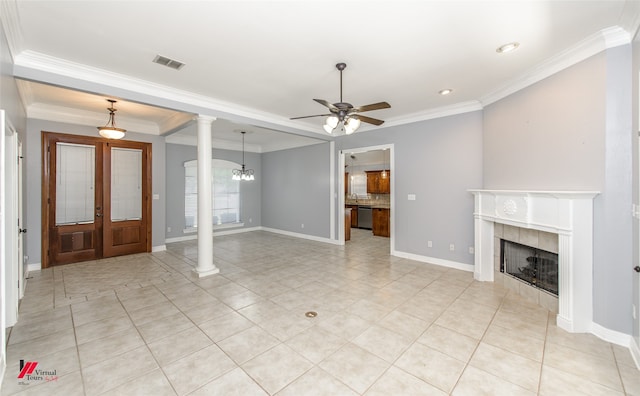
[4,1,639,151]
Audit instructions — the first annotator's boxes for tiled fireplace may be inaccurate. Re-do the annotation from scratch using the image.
[470,190,599,333]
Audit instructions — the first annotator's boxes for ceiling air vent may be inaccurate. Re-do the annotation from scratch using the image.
[152,55,185,70]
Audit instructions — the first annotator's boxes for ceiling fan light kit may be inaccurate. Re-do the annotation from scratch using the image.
[291,62,390,135]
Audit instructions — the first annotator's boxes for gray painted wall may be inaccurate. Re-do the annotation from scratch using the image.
[337,111,484,265]
[24,119,166,265]
[484,53,606,190]
[165,143,262,239]
[484,47,634,334]
[261,143,331,238]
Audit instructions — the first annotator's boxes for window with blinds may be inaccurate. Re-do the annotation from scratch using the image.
[184,159,241,231]
[55,143,95,225]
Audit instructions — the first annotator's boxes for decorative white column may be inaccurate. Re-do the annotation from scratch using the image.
[193,115,219,278]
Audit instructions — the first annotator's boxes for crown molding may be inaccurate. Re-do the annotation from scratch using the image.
[13,50,321,135]
[0,0,23,60]
[29,102,160,135]
[12,21,636,135]
[481,26,630,107]
[382,101,483,128]
[620,0,640,41]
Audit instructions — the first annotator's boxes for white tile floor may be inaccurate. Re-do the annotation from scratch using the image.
[2,229,639,395]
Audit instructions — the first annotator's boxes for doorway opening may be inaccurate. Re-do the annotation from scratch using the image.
[339,144,394,253]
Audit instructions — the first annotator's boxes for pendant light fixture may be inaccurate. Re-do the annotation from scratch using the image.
[232,131,255,181]
[97,99,126,139]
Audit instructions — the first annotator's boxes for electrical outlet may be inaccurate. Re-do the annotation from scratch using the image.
[301,223,305,229]
[449,244,455,251]
[249,218,252,223]
[469,247,475,254]
[427,241,433,248]
[633,304,637,320]
[167,226,171,232]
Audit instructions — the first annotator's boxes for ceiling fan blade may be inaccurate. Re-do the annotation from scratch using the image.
[313,99,339,112]
[353,114,385,126]
[290,114,332,120]
[352,102,391,113]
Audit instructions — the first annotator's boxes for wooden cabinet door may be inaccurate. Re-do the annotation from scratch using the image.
[379,171,390,193]
[366,171,380,193]
[346,205,358,227]
[345,172,349,194]
[372,208,390,237]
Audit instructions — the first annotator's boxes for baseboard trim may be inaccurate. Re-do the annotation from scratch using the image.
[590,322,631,347]
[165,226,264,244]
[27,263,41,272]
[629,336,640,369]
[391,250,474,272]
[260,227,339,245]
[214,226,262,237]
[152,245,166,252]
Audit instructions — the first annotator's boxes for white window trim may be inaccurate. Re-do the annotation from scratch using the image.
[183,158,243,233]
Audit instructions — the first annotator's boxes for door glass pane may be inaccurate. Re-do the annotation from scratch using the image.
[55,143,95,225]
[111,148,142,221]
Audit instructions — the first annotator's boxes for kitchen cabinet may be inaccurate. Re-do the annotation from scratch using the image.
[372,208,390,237]
[346,205,358,228]
[345,208,351,241]
[345,172,349,194]
[366,170,391,194]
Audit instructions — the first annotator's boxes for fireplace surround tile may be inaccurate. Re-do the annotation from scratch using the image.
[494,223,559,314]
[470,190,598,334]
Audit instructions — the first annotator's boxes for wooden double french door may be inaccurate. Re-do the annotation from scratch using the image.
[42,132,152,267]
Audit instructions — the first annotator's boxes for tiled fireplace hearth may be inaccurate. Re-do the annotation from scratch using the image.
[470,190,599,333]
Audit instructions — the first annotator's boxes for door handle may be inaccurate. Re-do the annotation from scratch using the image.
[96,213,102,217]
[635,266,640,273]
[18,228,27,234]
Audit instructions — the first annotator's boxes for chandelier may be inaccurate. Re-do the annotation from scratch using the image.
[232,131,255,181]
[97,99,126,139]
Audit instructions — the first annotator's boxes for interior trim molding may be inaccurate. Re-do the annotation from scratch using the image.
[13,50,320,135]
[481,26,630,107]
[260,227,341,245]
[26,263,41,273]
[391,249,474,273]
[383,101,483,129]
[12,26,631,134]
[151,245,166,252]
[629,336,640,369]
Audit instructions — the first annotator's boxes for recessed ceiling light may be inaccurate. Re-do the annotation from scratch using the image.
[496,42,520,54]
[439,88,453,96]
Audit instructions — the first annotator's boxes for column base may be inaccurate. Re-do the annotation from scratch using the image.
[192,266,220,278]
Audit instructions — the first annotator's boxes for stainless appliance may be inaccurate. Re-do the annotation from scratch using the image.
[357,206,372,229]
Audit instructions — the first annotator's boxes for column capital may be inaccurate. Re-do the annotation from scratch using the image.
[196,115,217,125]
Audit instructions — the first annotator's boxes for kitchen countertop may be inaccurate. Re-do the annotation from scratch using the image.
[345,200,390,209]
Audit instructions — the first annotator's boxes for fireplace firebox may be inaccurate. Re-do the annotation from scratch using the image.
[500,239,558,296]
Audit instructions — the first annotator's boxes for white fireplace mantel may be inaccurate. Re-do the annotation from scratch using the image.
[469,189,599,333]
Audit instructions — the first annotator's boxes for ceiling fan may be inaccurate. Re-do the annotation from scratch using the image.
[291,63,391,135]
